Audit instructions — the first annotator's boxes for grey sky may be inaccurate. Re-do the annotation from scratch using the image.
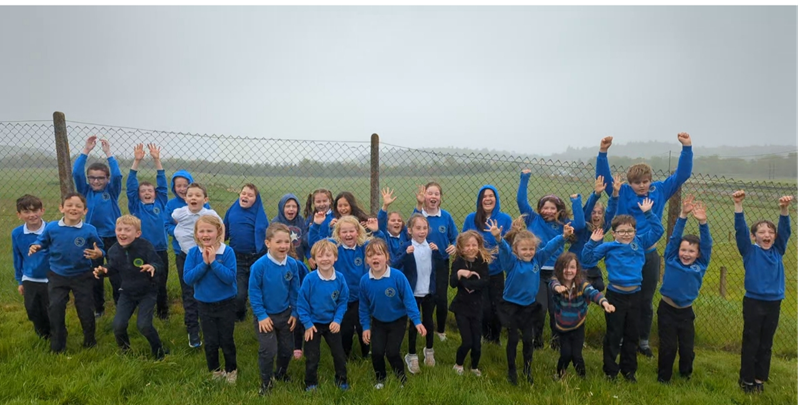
[1,6,795,155]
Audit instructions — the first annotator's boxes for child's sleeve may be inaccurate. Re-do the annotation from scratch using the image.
[583,192,599,220]
[334,280,349,324]
[183,249,207,286]
[664,217,687,260]
[596,151,613,192]
[548,277,562,295]
[570,194,586,232]
[146,245,165,276]
[107,156,123,200]
[390,244,409,269]
[12,233,23,284]
[447,214,459,247]
[517,171,538,225]
[89,231,105,258]
[400,275,423,326]
[734,212,751,257]
[377,209,389,234]
[358,278,371,331]
[72,153,88,195]
[297,281,313,329]
[126,169,140,213]
[582,239,606,266]
[248,261,268,322]
[33,228,50,250]
[308,223,322,247]
[698,222,713,267]
[449,258,462,289]
[498,238,517,273]
[638,211,665,249]
[659,146,693,199]
[775,214,792,255]
[165,202,177,238]
[297,262,309,285]
[603,195,618,232]
[223,206,231,242]
[584,282,608,306]
[209,249,236,286]
[460,261,490,291]
[370,229,386,242]
[156,170,168,207]
[536,235,565,266]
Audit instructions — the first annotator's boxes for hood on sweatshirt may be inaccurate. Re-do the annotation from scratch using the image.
[272,193,305,227]
[170,170,195,199]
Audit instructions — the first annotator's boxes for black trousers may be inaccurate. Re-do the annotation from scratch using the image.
[408,294,435,354]
[533,269,557,344]
[583,267,606,292]
[499,300,539,378]
[48,271,96,352]
[92,236,120,313]
[433,258,450,334]
[740,297,781,384]
[454,312,482,369]
[155,250,169,318]
[481,273,505,343]
[294,323,305,353]
[639,250,661,342]
[371,316,407,383]
[255,308,293,383]
[557,324,586,376]
[341,300,369,359]
[175,252,200,336]
[603,289,640,377]
[23,280,50,338]
[198,298,237,372]
[656,300,695,382]
[113,290,163,356]
[234,251,261,321]
[304,322,348,387]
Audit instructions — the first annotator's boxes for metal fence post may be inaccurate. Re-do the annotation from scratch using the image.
[370,133,379,215]
[53,111,73,199]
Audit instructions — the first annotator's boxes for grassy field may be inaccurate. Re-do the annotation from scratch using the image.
[0,168,795,403]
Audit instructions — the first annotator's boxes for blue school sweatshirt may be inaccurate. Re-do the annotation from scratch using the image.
[412,207,459,261]
[378,208,408,259]
[569,192,617,267]
[597,146,693,250]
[297,270,349,329]
[224,192,269,255]
[498,235,565,306]
[303,210,333,258]
[12,221,50,283]
[660,217,713,307]
[735,212,791,301]
[358,268,422,330]
[73,154,122,238]
[33,220,105,277]
[164,170,210,254]
[582,211,664,293]
[249,253,300,321]
[127,169,169,251]
[183,243,237,303]
[306,232,385,303]
[461,185,514,276]
[271,194,307,261]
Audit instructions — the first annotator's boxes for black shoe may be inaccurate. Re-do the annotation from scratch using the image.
[258,381,273,396]
[94,311,104,318]
[605,373,618,382]
[657,377,670,384]
[740,380,756,394]
[83,339,97,349]
[533,336,544,349]
[623,373,637,383]
[754,382,764,393]
[188,332,202,348]
[508,370,518,385]
[550,335,560,351]
[155,346,170,360]
[638,347,653,358]
[156,311,169,320]
[679,372,691,381]
[274,373,291,382]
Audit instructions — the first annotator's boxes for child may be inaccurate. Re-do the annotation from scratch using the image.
[378,187,408,259]
[413,182,459,341]
[517,169,585,350]
[249,223,301,393]
[303,188,334,265]
[391,214,439,374]
[29,193,104,353]
[461,185,513,345]
[333,191,370,224]
[224,183,269,322]
[183,215,238,384]
[72,136,122,317]
[569,175,619,292]
[489,218,572,385]
[597,133,693,357]
[657,195,712,383]
[288,243,310,360]
[271,193,307,263]
[549,252,615,379]
[733,190,792,393]
[12,194,50,338]
[173,183,222,348]
[582,198,664,382]
[309,214,385,360]
[449,230,493,377]
[127,143,170,319]
[93,215,168,359]
[297,239,350,392]
[359,239,426,389]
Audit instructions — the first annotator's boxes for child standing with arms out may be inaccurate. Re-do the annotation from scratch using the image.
[12,195,50,338]
[549,253,615,379]
[127,143,170,319]
[224,183,269,322]
[93,215,167,359]
[449,231,492,377]
[378,188,408,259]
[359,239,426,389]
[184,215,238,384]
[303,189,334,266]
[249,223,301,394]
[657,196,712,383]
[489,218,572,385]
[73,135,122,317]
[297,239,350,392]
[173,183,222,348]
[29,193,104,353]
[582,198,663,382]
[733,190,793,393]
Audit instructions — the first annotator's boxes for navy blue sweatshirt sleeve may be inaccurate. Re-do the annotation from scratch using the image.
[517,172,538,225]
[734,212,751,257]
[698,222,713,267]
[775,214,792,255]
[665,217,687,260]
[658,146,693,199]
[570,195,586,232]
[638,211,665,249]
[127,169,140,213]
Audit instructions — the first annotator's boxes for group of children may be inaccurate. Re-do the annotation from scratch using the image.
[11,133,793,395]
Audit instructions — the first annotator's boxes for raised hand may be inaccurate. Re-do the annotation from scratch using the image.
[638,198,654,213]
[100,139,112,157]
[484,219,502,241]
[139,264,156,277]
[521,168,531,175]
[93,266,108,279]
[313,211,326,225]
[84,242,103,260]
[590,228,604,242]
[415,185,426,207]
[732,190,746,204]
[381,187,396,209]
[147,143,161,160]
[600,136,613,152]
[83,136,97,154]
[778,195,793,209]
[563,222,574,238]
[365,217,379,232]
[612,174,623,197]
[133,144,145,161]
[692,201,707,224]
[594,175,607,195]
[677,132,692,146]
[681,194,695,216]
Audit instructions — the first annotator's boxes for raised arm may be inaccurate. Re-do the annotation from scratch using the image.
[105,141,123,199]
[659,133,693,198]
[665,195,693,259]
[596,137,614,192]
[570,194,585,232]
[126,168,141,212]
[775,196,793,255]
[517,170,538,221]
[732,190,751,256]
[637,198,665,248]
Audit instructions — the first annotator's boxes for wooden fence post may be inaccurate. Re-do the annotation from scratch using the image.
[719,266,727,298]
[370,133,379,215]
[53,111,73,199]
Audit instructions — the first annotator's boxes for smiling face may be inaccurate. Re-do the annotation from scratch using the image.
[678,240,700,266]
[386,212,404,235]
[514,239,537,262]
[17,207,44,229]
[480,189,496,213]
[336,198,351,217]
[461,235,479,261]
[314,192,331,213]
[196,221,220,248]
[59,196,87,224]
[174,177,190,199]
[138,184,156,204]
[283,199,298,221]
[115,223,141,247]
[591,204,605,226]
[562,259,578,283]
[266,230,291,261]
[424,185,441,212]
[753,223,777,250]
[87,169,109,192]
[314,248,336,272]
[239,186,256,209]
[185,186,208,213]
[539,201,559,221]
[366,246,388,273]
[409,218,429,243]
[612,224,636,244]
[338,222,359,248]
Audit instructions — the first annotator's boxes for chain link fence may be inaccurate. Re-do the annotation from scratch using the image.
[1,120,795,357]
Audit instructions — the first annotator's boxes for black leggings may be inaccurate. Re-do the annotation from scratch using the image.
[408,295,435,354]
[557,324,585,376]
[455,312,482,369]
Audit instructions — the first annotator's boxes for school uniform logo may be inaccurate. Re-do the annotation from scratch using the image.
[689,264,701,273]
[354,258,363,267]
[74,237,86,247]
[438,225,446,234]
[102,192,111,201]
[331,290,340,300]
[630,242,638,251]
[649,186,656,192]
[153,207,160,215]
[550,223,558,229]
[284,271,293,281]
[133,258,144,267]
[532,264,540,273]
[385,287,396,297]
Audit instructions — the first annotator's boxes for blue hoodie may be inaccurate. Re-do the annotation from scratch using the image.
[461,185,513,276]
[224,190,269,255]
[164,170,210,254]
[271,194,307,260]
[73,154,123,238]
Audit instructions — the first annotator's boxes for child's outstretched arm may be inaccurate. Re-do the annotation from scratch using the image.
[596,136,614,192]
[775,196,793,254]
[665,195,692,260]
[517,169,538,223]
[603,176,621,232]
[582,228,607,265]
[536,223,572,265]
[570,194,586,232]
[582,175,605,216]
[72,136,96,194]
[692,201,713,266]
[732,190,751,257]
[637,198,664,248]
[659,132,694,198]
[126,144,145,212]
[103,139,123,200]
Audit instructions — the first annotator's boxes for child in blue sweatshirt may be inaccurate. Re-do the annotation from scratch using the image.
[183,215,238,384]
[12,194,50,339]
[582,198,664,382]
[569,175,619,292]
[73,136,122,317]
[224,183,269,322]
[303,189,335,264]
[248,223,301,394]
[461,185,513,345]
[127,143,170,319]
[297,239,349,392]
[657,196,712,383]
[733,190,793,393]
[378,187,408,259]
[359,239,426,389]
[29,193,104,353]
[272,193,307,263]
[489,218,572,386]
[597,133,693,356]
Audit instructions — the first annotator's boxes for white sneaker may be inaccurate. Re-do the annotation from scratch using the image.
[453,364,464,375]
[423,348,436,367]
[211,370,226,381]
[471,368,482,377]
[225,370,238,385]
[404,353,420,374]
[436,332,447,342]
[374,382,385,390]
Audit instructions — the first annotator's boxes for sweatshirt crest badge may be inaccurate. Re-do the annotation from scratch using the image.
[532,264,540,273]
[284,271,293,281]
[438,225,446,233]
[74,237,86,247]
[690,264,700,272]
[354,258,363,267]
[133,258,144,267]
[385,287,396,297]
[331,290,339,300]
[153,207,160,214]
[630,242,638,250]
[102,192,111,201]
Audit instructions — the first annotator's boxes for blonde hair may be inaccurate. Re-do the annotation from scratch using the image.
[365,238,390,263]
[193,215,224,247]
[406,213,428,232]
[116,214,142,231]
[266,223,291,241]
[455,230,495,264]
[332,215,368,246]
[311,239,339,260]
[626,163,653,184]
[510,229,540,253]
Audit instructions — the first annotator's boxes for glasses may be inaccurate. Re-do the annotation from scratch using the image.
[87,176,108,181]
[615,230,635,235]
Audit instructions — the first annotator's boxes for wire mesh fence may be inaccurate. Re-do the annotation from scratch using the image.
[0,120,795,357]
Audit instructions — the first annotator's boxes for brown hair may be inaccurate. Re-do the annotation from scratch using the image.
[242,183,259,196]
[16,194,43,212]
[554,252,584,286]
[406,213,429,232]
[311,239,339,260]
[537,194,569,223]
[455,230,495,264]
[86,162,110,177]
[187,182,208,197]
[266,223,291,241]
[365,238,390,263]
[61,192,87,206]
[626,163,653,184]
[611,214,636,231]
[304,189,333,219]
[333,191,370,222]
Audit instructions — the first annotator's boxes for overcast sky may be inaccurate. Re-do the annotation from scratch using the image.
[0,6,795,155]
